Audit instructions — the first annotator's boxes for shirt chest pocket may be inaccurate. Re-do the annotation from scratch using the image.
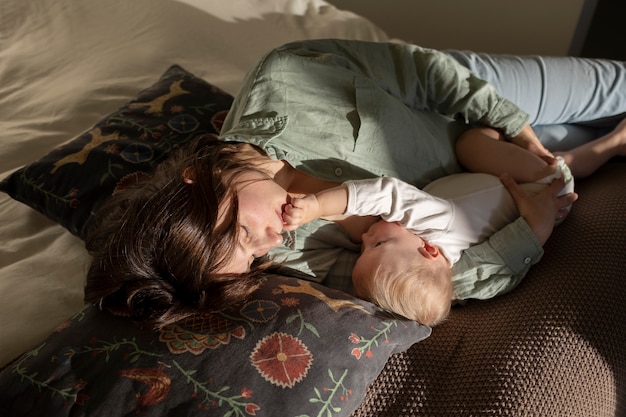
[353,77,465,187]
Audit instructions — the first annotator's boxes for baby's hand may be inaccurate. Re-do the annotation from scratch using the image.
[282,194,323,231]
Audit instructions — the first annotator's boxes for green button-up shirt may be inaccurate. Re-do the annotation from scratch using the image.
[221,39,543,300]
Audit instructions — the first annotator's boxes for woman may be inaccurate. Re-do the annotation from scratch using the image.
[86,39,626,328]
[218,39,626,293]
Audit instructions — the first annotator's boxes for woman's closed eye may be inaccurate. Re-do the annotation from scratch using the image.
[241,225,252,243]
[239,225,256,266]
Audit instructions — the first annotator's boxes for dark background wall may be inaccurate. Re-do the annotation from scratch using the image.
[579,0,626,59]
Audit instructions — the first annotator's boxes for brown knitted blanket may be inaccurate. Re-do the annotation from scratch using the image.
[353,161,626,417]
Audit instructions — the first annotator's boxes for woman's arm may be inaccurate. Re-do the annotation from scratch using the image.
[451,173,578,300]
[275,39,531,139]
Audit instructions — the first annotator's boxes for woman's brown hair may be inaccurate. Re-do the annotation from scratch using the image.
[85,135,272,329]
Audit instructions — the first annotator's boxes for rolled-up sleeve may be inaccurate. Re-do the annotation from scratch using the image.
[452,217,544,300]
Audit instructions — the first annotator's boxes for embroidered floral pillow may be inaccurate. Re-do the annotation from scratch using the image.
[0,274,429,417]
[0,65,233,239]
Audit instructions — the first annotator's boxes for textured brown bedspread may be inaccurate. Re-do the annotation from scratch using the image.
[354,160,626,417]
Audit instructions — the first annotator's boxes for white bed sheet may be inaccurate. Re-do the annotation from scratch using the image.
[0,0,389,367]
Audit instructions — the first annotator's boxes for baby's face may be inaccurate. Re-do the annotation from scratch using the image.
[352,220,447,292]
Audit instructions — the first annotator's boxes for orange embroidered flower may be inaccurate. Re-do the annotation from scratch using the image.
[250,332,312,388]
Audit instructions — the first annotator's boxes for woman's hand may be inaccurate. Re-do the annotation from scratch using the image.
[509,124,556,165]
[500,173,578,245]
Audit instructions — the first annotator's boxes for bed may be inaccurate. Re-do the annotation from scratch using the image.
[1,0,625,416]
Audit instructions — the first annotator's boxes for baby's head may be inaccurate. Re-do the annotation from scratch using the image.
[352,220,452,326]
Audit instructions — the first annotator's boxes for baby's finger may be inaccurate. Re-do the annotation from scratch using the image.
[281,205,302,229]
[282,216,301,231]
[283,203,296,216]
[288,196,307,209]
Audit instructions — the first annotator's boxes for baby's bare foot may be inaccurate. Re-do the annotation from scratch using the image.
[609,117,626,156]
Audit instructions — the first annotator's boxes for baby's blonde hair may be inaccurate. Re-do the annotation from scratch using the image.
[353,258,453,326]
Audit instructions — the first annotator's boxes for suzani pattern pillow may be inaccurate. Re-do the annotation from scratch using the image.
[0,65,233,239]
[0,275,429,417]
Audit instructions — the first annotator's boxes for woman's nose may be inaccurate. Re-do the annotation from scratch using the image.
[253,229,283,257]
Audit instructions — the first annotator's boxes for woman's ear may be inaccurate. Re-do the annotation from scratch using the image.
[182,167,196,184]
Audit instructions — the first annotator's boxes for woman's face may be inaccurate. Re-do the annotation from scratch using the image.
[218,170,289,273]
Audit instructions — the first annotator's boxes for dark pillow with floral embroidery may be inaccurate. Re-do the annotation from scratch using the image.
[0,65,233,239]
[0,274,429,417]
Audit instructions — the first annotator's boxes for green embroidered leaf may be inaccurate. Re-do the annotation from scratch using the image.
[304,322,320,338]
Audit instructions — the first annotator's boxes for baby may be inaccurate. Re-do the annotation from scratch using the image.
[283,162,573,326]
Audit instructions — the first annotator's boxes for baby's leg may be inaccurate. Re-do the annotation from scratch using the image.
[455,127,555,183]
[456,127,575,226]
[555,118,626,178]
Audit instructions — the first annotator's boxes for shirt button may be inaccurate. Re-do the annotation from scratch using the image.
[523,257,532,264]
[334,167,343,177]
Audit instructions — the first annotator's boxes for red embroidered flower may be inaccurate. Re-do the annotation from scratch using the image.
[104,143,120,154]
[245,403,260,415]
[250,332,312,388]
[73,379,88,391]
[240,387,253,399]
[351,348,362,360]
[281,297,299,307]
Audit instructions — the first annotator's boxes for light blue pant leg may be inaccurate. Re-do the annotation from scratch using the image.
[445,50,626,124]
[445,50,626,148]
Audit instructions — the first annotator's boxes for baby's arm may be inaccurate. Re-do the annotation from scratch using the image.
[282,185,350,231]
[283,177,453,236]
